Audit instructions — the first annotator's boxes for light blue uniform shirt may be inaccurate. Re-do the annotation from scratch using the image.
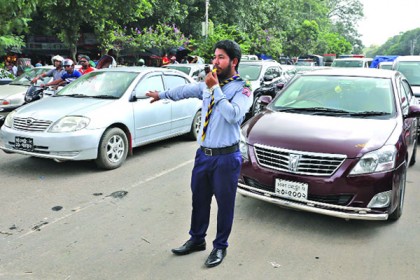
[159,80,252,148]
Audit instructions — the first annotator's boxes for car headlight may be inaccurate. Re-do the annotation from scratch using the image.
[350,145,397,175]
[3,110,17,127]
[48,116,90,133]
[239,131,249,160]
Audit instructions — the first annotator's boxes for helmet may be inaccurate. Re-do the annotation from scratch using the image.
[51,55,64,64]
[138,58,145,65]
[63,59,74,67]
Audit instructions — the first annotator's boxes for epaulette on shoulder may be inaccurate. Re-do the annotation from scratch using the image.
[244,80,252,91]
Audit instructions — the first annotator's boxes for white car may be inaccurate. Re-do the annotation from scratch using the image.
[0,67,202,169]
[0,66,54,122]
[238,60,285,116]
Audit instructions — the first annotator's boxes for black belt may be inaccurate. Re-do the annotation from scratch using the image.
[200,143,239,156]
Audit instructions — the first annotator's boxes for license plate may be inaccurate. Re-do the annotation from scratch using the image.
[15,137,34,151]
[275,179,308,201]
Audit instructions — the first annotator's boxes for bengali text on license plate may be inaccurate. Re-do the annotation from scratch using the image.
[275,179,308,201]
[15,136,34,151]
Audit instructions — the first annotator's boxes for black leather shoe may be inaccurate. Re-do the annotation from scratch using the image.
[204,248,227,268]
[171,240,206,255]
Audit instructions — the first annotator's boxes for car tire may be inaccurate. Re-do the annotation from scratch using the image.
[186,110,201,140]
[95,127,128,170]
[388,162,407,221]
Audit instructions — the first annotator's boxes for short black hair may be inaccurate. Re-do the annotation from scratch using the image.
[214,40,241,71]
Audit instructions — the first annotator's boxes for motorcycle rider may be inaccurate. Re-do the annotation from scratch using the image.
[78,55,96,75]
[31,55,65,83]
[42,59,81,88]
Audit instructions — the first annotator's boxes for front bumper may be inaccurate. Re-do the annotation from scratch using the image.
[0,125,104,161]
[238,183,388,220]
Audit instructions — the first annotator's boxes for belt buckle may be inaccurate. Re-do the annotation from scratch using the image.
[204,148,212,156]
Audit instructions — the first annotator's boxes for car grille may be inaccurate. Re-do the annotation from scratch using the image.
[242,177,353,206]
[254,144,346,176]
[13,117,52,132]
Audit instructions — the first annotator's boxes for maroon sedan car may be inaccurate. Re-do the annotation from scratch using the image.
[238,68,420,221]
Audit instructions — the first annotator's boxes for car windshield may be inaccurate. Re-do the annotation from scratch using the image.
[396,61,420,86]
[331,60,364,67]
[270,75,395,116]
[238,64,263,81]
[9,68,52,86]
[56,71,138,98]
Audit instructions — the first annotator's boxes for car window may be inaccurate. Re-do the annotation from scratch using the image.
[163,74,189,90]
[133,74,164,98]
[395,61,420,86]
[165,66,190,75]
[238,64,263,81]
[266,67,280,78]
[400,80,412,114]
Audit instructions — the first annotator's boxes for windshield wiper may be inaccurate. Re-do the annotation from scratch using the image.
[91,95,119,99]
[64,94,90,98]
[277,107,351,115]
[348,111,390,117]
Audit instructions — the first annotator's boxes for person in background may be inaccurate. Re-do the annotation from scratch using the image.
[42,59,81,88]
[170,55,179,64]
[96,50,117,69]
[32,55,65,84]
[146,40,252,268]
[78,55,95,75]
[138,58,146,67]
[12,62,18,76]
[35,60,43,67]
[162,53,170,66]
[181,56,189,64]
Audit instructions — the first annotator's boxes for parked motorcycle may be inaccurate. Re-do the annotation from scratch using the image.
[24,83,59,104]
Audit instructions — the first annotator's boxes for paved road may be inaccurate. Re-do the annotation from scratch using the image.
[0,137,419,280]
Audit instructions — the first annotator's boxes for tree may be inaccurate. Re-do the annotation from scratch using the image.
[39,0,152,60]
[0,0,37,55]
[326,0,364,48]
[283,20,320,57]
[190,24,252,62]
[113,24,193,57]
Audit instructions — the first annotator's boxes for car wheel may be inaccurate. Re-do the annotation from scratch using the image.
[388,163,407,221]
[186,110,201,140]
[95,127,128,170]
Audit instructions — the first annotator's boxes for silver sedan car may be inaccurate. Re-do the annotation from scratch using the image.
[0,67,202,169]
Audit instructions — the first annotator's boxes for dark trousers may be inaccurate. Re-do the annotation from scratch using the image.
[188,148,242,249]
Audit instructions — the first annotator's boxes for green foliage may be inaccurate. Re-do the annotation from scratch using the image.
[190,24,252,62]
[367,28,420,57]
[284,20,320,57]
[315,32,352,55]
[0,0,37,55]
[5,0,368,60]
[113,24,193,55]
[249,29,283,58]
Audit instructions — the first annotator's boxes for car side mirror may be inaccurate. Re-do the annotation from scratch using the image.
[258,95,272,105]
[276,83,285,90]
[405,104,420,119]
